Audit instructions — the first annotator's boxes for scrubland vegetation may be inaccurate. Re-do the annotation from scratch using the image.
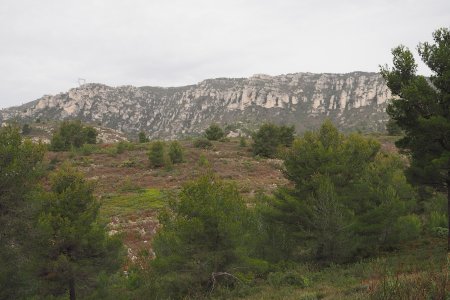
[1,28,449,299]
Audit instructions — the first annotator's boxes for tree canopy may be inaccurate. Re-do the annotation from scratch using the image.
[0,125,46,299]
[262,121,418,262]
[205,123,225,141]
[149,174,261,298]
[252,123,295,158]
[35,164,123,300]
[51,120,98,151]
[380,27,450,249]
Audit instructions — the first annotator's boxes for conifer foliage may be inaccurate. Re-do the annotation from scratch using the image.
[0,125,45,299]
[138,131,149,143]
[263,121,418,262]
[380,27,450,250]
[168,141,184,163]
[50,120,98,151]
[252,123,295,158]
[148,141,165,168]
[205,123,225,141]
[35,164,123,300]
[150,175,257,298]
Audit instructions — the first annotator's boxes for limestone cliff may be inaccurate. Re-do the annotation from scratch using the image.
[0,72,391,138]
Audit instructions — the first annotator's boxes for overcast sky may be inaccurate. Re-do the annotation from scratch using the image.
[0,0,448,108]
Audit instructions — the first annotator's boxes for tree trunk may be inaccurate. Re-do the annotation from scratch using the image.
[69,278,76,300]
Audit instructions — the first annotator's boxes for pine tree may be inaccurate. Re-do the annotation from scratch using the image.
[252,123,295,158]
[138,131,149,143]
[278,125,295,147]
[380,27,450,250]
[168,141,183,164]
[205,123,225,141]
[263,121,417,262]
[252,123,281,158]
[0,125,46,299]
[82,125,98,144]
[50,121,98,151]
[148,141,165,168]
[150,175,257,298]
[35,164,123,300]
[21,123,32,135]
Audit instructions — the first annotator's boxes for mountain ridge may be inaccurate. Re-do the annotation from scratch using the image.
[0,71,392,138]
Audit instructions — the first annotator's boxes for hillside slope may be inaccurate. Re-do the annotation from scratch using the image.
[1,72,391,138]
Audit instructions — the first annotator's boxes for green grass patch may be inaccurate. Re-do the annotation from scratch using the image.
[100,188,165,222]
[239,238,447,300]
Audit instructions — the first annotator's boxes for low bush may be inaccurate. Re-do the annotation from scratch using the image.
[120,159,137,168]
[240,137,247,147]
[168,141,183,163]
[205,123,225,141]
[267,271,310,288]
[50,120,98,151]
[148,141,165,168]
[394,214,421,242]
[193,138,212,149]
[252,123,295,158]
[138,132,149,143]
[116,141,134,154]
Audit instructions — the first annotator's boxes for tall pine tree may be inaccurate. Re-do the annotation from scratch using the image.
[381,28,450,251]
[35,164,123,300]
[0,125,45,299]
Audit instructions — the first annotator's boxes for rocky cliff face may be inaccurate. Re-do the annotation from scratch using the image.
[0,72,391,138]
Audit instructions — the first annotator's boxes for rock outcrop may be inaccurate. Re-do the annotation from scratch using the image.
[0,72,391,138]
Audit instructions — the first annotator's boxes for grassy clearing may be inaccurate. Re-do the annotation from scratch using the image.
[99,188,165,222]
[239,238,447,300]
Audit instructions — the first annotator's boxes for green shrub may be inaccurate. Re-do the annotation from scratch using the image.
[148,141,165,168]
[367,270,448,300]
[394,214,421,241]
[430,227,448,238]
[252,123,295,158]
[78,143,97,156]
[163,152,174,171]
[120,176,141,192]
[386,119,402,136]
[205,123,225,141]
[138,132,149,143]
[116,142,126,154]
[116,141,134,154]
[424,193,447,230]
[198,154,209,167]
[278,125,295,147]
[119,159,137,168]
[428,212,447,230]
[83,126,98,144]
[50,120,98,151]
[47,156,59,171]
[267,271,310,288]
[150,175,256,298]
[263,121,419,262]
[193,138,212,149]
[21,123,31,135]
[168,141,183,163]
[239,137,247,147]
[103,146,119,157]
